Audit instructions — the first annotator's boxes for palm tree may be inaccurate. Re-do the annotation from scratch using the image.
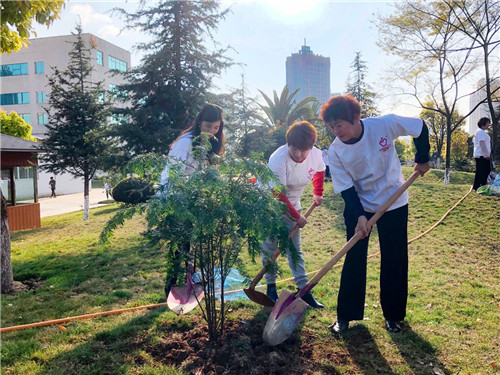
[255,85,316,129]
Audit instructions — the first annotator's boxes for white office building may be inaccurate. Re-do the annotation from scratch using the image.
[468,78,499,135]
[1,34,131,196]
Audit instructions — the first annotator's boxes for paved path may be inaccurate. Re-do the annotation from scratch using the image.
[39,188,113,217]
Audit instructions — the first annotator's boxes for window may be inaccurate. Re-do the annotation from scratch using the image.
[96,51,103,66]
[108,56,127,72]
[19,113,31,124]
[37,91,46,103]
[38,113,48,125]
[35,61,45,74]
[1,92,30,105]
[15,167,34,180]
[1,63,28,76]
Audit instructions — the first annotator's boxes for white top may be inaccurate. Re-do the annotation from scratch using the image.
[473,128,491,158]
[159,132,197,186]
[328,114,423,213]
[268,145,326,211]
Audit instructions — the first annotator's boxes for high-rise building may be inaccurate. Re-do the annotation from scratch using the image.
[1,33,131,196]
[0,33,131,139]
[286,41,330,105]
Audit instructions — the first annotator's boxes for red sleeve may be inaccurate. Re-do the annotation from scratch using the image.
[273,190,301,220]
[313,171,325,196]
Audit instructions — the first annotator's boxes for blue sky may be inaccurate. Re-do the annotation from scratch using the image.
[30,0,477,117]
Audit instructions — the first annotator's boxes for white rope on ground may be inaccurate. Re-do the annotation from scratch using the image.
[1,187,473,333]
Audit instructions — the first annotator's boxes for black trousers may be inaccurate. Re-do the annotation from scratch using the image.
[473,157,491,190]
[164,241,191,295]
[337,204,408,322]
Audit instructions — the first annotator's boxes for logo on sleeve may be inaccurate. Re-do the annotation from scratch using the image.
[379,137,391,152]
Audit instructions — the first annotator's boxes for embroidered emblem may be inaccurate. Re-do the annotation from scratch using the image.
[379,137,391,152]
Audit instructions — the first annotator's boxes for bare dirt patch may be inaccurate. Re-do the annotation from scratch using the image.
[142,317,351,374]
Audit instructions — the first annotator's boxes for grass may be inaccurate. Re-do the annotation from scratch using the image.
[2,167,499,374]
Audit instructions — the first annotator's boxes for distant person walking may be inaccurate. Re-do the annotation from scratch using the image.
[104,182,111,199]
[473,117,492,191]
[49,177,56,198]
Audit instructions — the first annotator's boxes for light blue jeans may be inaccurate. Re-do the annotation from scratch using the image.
[260,215,308,289]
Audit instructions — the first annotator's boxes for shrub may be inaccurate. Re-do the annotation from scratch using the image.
[111,177,155,204]
[101,148,292,341]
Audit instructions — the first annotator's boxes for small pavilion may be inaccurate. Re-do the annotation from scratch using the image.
[1,134,41,231]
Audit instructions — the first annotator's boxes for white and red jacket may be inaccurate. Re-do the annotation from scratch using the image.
[268,145,326,220]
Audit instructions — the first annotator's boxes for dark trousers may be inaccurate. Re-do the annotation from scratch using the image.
[473,157,491,190]
[325,166,331,179]
[164,241,191,296]
[50,188,56,197]
[337,204,408,322]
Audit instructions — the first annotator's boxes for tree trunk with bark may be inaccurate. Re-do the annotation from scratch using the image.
[1,191,14,294]
[83,175,90,221]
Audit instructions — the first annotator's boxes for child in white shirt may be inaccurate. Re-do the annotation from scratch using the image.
[261,121,326,308]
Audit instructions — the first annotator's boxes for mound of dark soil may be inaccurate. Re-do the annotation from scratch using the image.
[142,317,351,374]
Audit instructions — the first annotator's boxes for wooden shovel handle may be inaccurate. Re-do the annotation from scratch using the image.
[250,202,317,289]
[300,170,420,297]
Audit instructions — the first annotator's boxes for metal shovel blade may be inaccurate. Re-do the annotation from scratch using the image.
[243,287,275,307]
[245,202,318,307]
[262,289,309,346]
[167,283,204,315]
[262,171,421,346]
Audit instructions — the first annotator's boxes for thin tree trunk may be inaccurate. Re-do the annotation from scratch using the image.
[1,191,14,294]
[83,176,90,221]
[483,44,498,158]
[444,120,452,185]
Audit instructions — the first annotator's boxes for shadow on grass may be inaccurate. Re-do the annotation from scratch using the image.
[90,205,121,216]
[37,306,167,374]
[11,240,162,289]
[10,225,67,241]
[391,324,451,375]
[343,324,397,375]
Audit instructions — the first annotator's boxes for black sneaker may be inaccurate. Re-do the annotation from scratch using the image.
[266,283,278,302]
[385,319,403,333]
[301,291,324,308]
[329,319,349,334]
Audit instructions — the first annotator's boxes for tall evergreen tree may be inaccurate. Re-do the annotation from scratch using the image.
[212,74,262,157]
[345,51,379,118]
[38,24,114,221]
[113,1,233,156]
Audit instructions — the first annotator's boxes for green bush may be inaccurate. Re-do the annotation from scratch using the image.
[101,147,292,341]
[111,177,155,204]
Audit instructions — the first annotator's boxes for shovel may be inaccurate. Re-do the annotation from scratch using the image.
[167,266,204,315]
[244,202,317,307]
[263,170,421,345]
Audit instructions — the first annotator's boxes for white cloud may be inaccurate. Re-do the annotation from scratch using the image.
[70,4,112,27]
[98,25,121,38]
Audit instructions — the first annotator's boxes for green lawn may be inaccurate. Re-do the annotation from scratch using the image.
[2,168,499,374]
